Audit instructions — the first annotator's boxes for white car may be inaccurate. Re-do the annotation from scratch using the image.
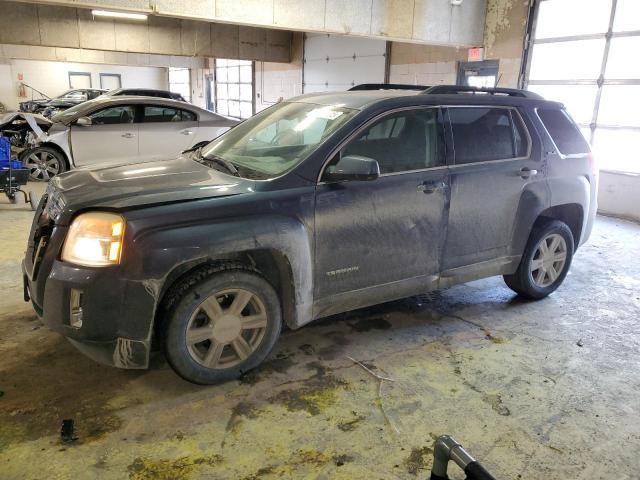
[20,96,238,181]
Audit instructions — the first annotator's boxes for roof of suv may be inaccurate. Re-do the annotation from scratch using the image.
[293,85,560,110]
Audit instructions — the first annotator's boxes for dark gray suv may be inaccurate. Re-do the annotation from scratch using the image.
[22,85,597,384]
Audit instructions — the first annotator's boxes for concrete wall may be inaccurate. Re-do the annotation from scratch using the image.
[9,0,486,47]
[0,58,167,110]
[389,42,467,85]
[483,0,529,87]
[0,43,211,110]
[255,33,303,112]
[598,172,640,222]
[0,2,291,62]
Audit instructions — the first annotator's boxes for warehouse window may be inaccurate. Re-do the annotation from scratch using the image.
[215,59,253,120]
[169,68,191,103]
[525,0,640,173]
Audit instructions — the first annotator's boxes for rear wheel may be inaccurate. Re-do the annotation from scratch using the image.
[164,269,282,384]
[23,147,66,181]
[504,220,574,299]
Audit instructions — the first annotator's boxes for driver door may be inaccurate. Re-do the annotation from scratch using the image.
[313,107,450,316]
[70,104,139,166]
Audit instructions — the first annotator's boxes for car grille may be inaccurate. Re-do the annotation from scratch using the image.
[44,182,66,221]
[28,193,54,279]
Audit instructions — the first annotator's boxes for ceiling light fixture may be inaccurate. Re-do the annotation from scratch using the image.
[91,10,148,21]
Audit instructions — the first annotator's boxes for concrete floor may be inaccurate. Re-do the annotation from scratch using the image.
[1,184,639,479]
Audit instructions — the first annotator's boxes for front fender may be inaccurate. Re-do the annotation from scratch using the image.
[123,210,315,342]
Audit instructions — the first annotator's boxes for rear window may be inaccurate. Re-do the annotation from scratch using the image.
[449,107,530,164]
[537,108,590,155]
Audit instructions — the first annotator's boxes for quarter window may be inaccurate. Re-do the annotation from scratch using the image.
[342,109,443,174]
[142,106,196,123]
[537,108,590,155]
[89,105,135,125]
[449,107,530,164]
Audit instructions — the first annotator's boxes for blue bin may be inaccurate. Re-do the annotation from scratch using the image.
[0,160,23,170]
[0,136,10,163]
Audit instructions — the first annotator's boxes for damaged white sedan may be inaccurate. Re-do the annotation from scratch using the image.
[1,96,238,181]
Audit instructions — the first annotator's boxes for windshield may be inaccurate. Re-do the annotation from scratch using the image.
[200,101,357,179]
[50,101,95,123]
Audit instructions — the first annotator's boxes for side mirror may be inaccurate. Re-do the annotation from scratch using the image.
[75,116,92,126]
[324,155,380,182]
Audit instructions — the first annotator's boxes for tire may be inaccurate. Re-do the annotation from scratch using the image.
[22,146,66,182]
[163,269,282,384]
[28,191,40,211]
[504,220,574,300]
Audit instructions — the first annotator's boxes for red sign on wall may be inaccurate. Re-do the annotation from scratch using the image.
[467,47,484,62]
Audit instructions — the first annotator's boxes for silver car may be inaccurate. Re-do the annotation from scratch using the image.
[21,96,238,181]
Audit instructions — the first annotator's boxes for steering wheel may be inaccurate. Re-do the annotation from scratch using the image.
[271,129,295,145]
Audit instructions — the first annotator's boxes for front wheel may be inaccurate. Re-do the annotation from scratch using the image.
[164,269,282,384]
[504,220,574,300]
[22,147,66,181]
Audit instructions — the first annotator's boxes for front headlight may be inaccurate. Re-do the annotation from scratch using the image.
[61,212,125,267]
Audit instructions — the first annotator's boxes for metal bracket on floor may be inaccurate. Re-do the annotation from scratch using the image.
[430,435,497,480]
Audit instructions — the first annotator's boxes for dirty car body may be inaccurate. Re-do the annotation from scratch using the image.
[23,86,598,379]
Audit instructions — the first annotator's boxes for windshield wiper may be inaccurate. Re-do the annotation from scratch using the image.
[200,153,239,176]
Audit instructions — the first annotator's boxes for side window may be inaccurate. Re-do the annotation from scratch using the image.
[88,105,135,125]
[142,106,195,122]
[537,108,590,155]
[449,107,529,164]
[180,109,197,122]
[341,108,443,174]
[62,90,87,101]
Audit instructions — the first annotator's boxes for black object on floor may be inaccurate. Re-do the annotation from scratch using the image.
[430,435,497,480]
[60,419,78,443]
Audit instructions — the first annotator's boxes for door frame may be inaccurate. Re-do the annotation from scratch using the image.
[456,60,500,87]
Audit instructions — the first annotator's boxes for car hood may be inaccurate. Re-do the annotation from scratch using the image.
[49,156,254,222]
[47,99,80,108]
[20,99,50,108]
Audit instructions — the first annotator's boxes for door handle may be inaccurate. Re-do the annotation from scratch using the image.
[181,130,194,135]
[418,180,446,194]
[519,167,538,179]
[121,133,135,138]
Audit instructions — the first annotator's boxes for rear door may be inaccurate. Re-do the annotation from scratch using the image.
[442,106,539,270]
[70,104,138,166]
[314,107,449,310]
[137,105,199,162]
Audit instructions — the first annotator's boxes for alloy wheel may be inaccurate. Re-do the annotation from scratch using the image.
[530,233,567,288]
[24,151,61,181]
[185,288,268,369]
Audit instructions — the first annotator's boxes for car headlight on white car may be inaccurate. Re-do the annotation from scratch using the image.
[61,212,125,267]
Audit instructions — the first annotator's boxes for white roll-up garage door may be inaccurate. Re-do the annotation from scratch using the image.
[303,33,387,93]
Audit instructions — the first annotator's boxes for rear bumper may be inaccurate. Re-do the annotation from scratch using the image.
[22,258,155,369]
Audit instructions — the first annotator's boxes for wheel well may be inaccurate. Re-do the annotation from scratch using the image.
[534,204,584,247]
[153,250,295,341]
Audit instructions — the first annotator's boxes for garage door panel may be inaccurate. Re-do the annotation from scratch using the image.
[303,34,386,94]
[305,33,386,60]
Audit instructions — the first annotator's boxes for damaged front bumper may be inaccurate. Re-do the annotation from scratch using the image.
[23,238,157,370]
[0,111,52,148]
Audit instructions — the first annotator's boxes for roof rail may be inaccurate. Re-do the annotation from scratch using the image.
[349,83,431,91]
[422,85,543,100]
